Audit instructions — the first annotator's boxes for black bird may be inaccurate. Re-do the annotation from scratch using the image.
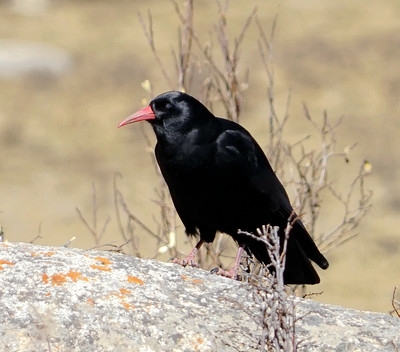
[118,91,329,284]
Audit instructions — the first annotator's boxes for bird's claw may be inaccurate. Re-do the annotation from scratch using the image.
[169,242,202,268]
[171,257,200,268]
[210,267,241,281]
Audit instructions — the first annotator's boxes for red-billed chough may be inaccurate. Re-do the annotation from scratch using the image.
[118,91,329,284]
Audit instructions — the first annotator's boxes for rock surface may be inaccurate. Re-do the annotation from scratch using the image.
[0,241,399,352]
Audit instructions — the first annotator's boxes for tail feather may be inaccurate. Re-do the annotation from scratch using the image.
[283,236,321,284]
[234,224,328,285]
[292,221,329,270]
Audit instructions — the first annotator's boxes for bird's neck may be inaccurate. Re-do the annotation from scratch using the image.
[153,117,216,147]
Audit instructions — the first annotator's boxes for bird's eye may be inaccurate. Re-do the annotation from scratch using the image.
[154,100,173,114]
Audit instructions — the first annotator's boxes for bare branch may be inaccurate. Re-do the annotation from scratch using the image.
[240,222,304,351]
[29,222,43,244]
[137,10,174,88]
[391,286,400,318]
[76,183,110,246]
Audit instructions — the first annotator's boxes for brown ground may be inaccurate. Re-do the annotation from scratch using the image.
[0,0,399,313]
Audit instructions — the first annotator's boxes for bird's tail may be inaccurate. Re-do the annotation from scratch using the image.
[235,223,328,285]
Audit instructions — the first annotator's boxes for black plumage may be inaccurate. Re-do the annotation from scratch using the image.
[119,91,329,284]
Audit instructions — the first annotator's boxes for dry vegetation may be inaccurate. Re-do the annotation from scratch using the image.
[110,0,372,277]
[0,0,399,314]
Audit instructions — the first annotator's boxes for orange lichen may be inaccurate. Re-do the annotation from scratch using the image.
[122,301,135,310]
[31,251,55,257]
[94,256,112,265]
[42,271,88,286]
[196,337,204,345]
[180,275,203,285]
[193,336,205,350]
[127,275,144,285]
[109,289,135,310]
[0,259,14,270]
[90,264,112,272]
[42,273,49,284]
[51,273,67,285]
[0,259,14,265]
[66,270,88,282]
[90,256,112,272]
[119,288,131,295]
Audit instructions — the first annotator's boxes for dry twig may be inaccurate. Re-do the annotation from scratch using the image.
[390,286,400,318]
[75,183,110,246]
[240,222,307,351]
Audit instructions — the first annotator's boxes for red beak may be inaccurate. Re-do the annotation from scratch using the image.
[118,105,155,128]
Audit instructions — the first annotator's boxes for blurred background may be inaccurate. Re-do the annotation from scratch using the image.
[0,0,399,313]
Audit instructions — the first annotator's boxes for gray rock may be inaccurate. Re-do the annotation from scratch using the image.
[0,242,399,351]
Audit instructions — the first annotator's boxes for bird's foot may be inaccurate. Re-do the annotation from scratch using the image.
[210,266,241,281]
[210,246,245,281]
[171,247,200,268]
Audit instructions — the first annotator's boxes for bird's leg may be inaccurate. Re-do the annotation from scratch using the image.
[211,245,245,280]
[171,239,204,268]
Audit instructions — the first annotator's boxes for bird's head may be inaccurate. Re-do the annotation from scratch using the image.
[118,91,213,140]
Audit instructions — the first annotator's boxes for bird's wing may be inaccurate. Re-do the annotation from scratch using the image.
[215,126,293,215]
[215,126,329,270]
